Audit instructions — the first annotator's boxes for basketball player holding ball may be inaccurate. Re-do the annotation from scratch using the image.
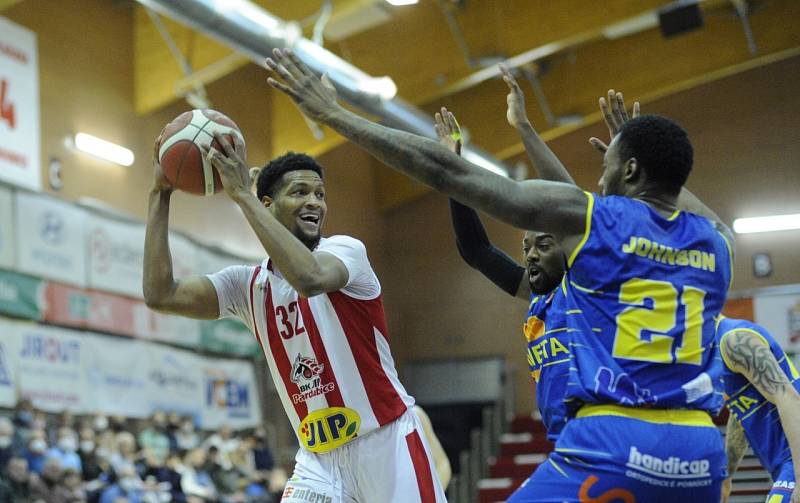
[143,123,446,502]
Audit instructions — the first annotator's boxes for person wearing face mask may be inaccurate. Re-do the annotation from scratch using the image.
[22,430,49,474]
[47,427,82,473]
[92,414,109,434]
[175,417,199,452]
[0,417,17,471]
[77,426,102,483]
[99,464,145,503]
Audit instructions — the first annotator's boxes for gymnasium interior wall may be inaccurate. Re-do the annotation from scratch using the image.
[4,1,800,415]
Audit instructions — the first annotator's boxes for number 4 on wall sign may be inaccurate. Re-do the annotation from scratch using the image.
[0,79,16,130]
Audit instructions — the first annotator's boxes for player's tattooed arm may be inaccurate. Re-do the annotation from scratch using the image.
[143,141,220,320]
[721,414,748,502]
[722,329,800,496]
[266,48,588,246]
[500,65,574,185]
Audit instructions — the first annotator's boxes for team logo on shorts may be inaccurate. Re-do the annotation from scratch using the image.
[290,355,335,404]
[298,407,360,453]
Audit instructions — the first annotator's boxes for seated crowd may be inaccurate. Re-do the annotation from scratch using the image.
[0,400,279,503]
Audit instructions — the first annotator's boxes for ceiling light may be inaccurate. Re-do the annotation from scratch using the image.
[733,213,800,234]
[358,76,398,100]
[385,0,418,5]
[74,133,135,167]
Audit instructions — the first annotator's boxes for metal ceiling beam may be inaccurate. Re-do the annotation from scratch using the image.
[136,0,509,175]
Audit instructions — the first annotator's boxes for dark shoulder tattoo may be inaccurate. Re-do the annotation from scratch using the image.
[723,330,790,397]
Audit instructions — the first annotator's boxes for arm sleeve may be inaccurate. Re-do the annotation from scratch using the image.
[316,236,381,300]
[449,199,526,296]
[206,265,257,328]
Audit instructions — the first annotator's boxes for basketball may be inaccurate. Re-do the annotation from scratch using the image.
[155,109,245,196]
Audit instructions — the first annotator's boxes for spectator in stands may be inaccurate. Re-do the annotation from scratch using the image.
[178,448,217,502]
[0,418,17,471]
[138,412,170,465]
[47,427,82,473]
[91,414,109,434]
[143,452,186,503]
[22,429,49,474]
[12,400,35,441]
[174,417,199,452]
[57,410,76,431]
[166,412,182,452]
[109,431,139,476]
[32,411,49,439]
[99,464,144,503]
[202,424,238,469]
[0,456,35,502]
[250,428,274,475]
[205,445,239,497]
[108,416,127,434]
[29,456,71,502]
[229,437,257,480]
[77,426,103,482]
[61,468,87,502]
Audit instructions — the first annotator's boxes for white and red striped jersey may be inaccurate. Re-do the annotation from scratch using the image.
[207,235,414,453]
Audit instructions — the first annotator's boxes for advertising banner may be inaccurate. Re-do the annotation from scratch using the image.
[200,357,262,429]
[0,317,20,407]
[0,17,40,191]
[142,342,205,418]
[0,269,42,320]
[15,323,89,412]
[0,184,14,268]
[87,214,145,298]
[15,192,87,286]
[200,318,260,357]
[83,334,149,417]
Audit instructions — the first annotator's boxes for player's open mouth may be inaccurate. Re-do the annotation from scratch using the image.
[528,266,540,279]
[299,213,321,229]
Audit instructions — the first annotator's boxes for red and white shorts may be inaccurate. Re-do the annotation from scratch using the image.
[281,408,447,503]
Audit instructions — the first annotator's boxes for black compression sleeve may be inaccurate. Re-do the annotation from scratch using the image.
[449,199,526,296]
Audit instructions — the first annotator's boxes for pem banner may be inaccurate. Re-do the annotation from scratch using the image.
[87,214,145,298]
[0,16,41,191]
[200,357,262,429]
[15,192,87,287]
[0,184,14,268]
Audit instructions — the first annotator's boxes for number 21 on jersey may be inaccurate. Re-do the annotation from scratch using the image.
[612,278,706,365]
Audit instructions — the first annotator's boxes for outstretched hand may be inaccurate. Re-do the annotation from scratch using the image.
[265,48,341,124]
[434,107,462,156]
[202,132,251,200]
[499,64,529,129]
[589,89,640,153]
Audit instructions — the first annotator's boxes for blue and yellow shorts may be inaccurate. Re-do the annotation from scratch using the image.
[508,404,727,502]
